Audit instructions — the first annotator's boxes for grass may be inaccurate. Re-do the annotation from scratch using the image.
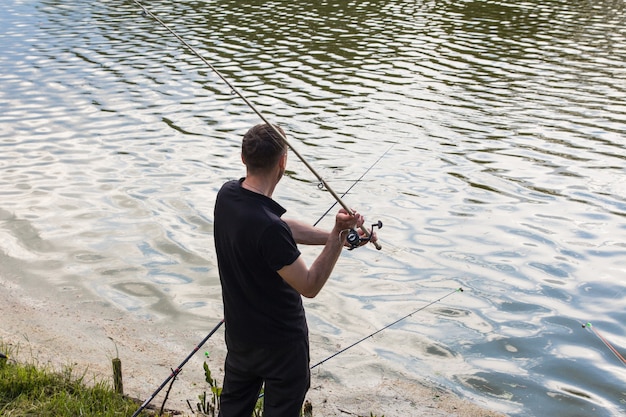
[0,342,384,417]
[0,343,164,417]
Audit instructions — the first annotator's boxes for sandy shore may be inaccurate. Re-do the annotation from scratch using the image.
[0,274,507,417]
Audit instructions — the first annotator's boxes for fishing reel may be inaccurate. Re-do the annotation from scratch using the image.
[346,220,382,250]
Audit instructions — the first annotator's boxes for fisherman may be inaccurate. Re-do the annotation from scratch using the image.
[213,123,374,417]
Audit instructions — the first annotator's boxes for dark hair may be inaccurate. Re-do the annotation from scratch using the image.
[241,124,287,172]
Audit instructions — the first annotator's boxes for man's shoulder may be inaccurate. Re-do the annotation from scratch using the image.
[218,178,241,193]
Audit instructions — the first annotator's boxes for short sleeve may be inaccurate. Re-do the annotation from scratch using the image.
[259,221,301,271]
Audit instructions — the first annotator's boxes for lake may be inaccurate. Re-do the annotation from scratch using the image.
[1,0,625,416]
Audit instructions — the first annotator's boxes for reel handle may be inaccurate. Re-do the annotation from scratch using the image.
[347,221,383,250]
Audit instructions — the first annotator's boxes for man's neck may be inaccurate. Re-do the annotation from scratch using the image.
[242,176,275,198]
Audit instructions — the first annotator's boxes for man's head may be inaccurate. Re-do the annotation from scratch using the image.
[241,123,288,175]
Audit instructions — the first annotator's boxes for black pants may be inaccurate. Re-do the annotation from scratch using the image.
[218,335,310,417]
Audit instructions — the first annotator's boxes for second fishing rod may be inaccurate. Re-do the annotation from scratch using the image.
[132,0,381,250]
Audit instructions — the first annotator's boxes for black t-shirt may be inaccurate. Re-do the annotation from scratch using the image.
[214,178,307,346]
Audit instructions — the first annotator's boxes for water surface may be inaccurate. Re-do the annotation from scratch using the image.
[1,0,625,415]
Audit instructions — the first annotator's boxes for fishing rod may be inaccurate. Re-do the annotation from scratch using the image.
[583,322,626,367]
[310,287,463,369]
[131,319,224,417]
[132,0,381,250]
[257,287,463,399]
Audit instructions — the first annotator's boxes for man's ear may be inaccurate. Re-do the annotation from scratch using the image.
[279,152,287,169]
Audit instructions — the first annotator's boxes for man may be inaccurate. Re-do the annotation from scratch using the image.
[214,123,373,417]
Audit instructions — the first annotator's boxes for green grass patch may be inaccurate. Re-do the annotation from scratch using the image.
[0,341,385,417]
[0,342,160,417]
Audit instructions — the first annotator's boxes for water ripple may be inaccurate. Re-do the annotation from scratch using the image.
[1,0,625,416]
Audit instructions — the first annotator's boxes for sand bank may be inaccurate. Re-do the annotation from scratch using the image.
[0,275,506,417]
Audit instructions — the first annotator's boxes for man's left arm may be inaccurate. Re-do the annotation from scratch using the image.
[284,218,328,245]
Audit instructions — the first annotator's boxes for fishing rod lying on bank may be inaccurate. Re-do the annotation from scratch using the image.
[131,319,224,417]
[132,0,381,250]
[256,287,464,400]
[311,287,464,369]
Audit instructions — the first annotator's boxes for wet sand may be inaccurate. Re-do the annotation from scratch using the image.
[0,274,507,417]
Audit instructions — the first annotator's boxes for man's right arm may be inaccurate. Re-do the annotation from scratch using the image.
[278,209,362,298]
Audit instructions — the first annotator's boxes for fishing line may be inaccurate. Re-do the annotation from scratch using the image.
[310,287,463,369]
[313,142,396,227]
[583,322,626,367]
[131,0,381,250]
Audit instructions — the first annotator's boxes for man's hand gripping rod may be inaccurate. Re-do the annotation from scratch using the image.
[132,0,381,250]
